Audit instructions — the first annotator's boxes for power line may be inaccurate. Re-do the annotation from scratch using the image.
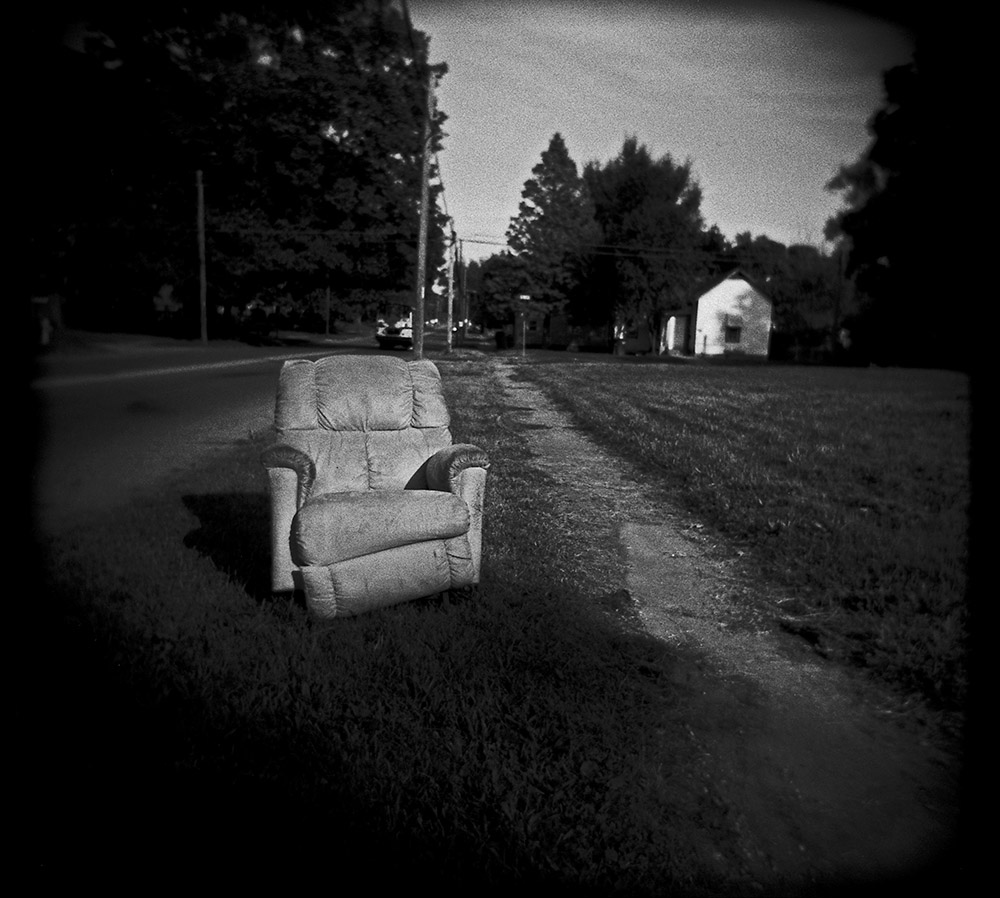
[78,221,423,242]
[453,236,761,265]
[209,226,421,242]
[461,238,507,247]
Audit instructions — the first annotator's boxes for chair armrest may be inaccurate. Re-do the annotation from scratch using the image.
[260,444,316,505]
[426,443,490,492]
[428,444,489,584]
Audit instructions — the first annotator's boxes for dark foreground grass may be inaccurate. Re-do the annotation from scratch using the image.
[32,358,749,894]
[520,359,972,713]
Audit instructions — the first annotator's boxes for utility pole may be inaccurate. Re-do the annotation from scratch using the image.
[196,170,207,344]
[458,238,469,340]
[457,238,464,335]
[446,227,455,353]
[413,67,434,360]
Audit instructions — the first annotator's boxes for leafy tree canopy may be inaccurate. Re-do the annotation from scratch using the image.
[825,53,933,365]
[582,137,708,331]
[729,234,843,337]
[26,1,447,333]
[477,252,530,328]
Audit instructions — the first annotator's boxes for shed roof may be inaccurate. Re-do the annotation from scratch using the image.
[662,268,773,318]
[694,267,772,303]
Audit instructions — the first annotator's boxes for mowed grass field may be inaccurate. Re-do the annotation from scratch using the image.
[520,358,972,712]
[32,354,971,890]
[35,358,753,893]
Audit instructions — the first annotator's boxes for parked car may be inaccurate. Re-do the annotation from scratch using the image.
[376,319,413,350]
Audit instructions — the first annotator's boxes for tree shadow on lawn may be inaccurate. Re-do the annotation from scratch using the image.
[182,492,274,602]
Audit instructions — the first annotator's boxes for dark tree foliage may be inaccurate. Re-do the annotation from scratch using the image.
[25,2,447,335]
[728,235,842,333]
[472,130,856,357]
[825,53,935,367]
[457,258,489,329]
[505,133,600,321]
[477,252,531,330]
[727,234,845,361]
[582,137,710,338]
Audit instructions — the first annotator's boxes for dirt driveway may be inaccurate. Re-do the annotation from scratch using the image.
[492,357,967,894]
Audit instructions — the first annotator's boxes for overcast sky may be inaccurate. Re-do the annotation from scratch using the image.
[407,0,916,261]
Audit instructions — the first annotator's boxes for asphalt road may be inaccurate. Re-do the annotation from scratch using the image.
[29,332,381,533]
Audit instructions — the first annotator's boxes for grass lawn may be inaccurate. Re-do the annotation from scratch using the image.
[30,354,971,890]
[518,357,972,712]
[34,357,748,894]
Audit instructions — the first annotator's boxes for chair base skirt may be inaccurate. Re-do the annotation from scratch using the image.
[298,535,476,618]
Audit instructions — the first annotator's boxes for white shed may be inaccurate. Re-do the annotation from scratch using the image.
[664,269,773,358]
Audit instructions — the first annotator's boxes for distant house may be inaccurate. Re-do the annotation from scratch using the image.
[505,305,576,349]
[663,269,773,358]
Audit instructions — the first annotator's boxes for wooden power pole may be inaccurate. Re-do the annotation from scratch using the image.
[196,170,207,344]
[413,68,434,360]
[446,228,455,353]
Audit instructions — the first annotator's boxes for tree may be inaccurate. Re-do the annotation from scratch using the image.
[25,2,448,335]
[24,14,202,331]
[477,252,531,330]
[824,53,932,366]
[184,8,448,313]
[582,137,710,345]
[728,233,844,360]
[458,257,487,329]
[505,133,599,322]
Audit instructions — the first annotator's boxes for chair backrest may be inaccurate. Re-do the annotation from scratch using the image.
[274,355,453,493]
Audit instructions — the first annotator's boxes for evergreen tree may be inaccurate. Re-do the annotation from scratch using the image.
[505,133,599,319]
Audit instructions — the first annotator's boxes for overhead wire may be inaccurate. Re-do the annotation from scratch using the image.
[455,235,768,266]
[204,5,765,274]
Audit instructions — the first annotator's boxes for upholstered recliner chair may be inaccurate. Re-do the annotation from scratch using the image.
[260,355,489,618]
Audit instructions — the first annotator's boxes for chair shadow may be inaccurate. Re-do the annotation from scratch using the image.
[182,493,483,616]
[182,493,274,603]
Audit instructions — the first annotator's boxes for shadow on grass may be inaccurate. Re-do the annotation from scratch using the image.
[182,492,273,602]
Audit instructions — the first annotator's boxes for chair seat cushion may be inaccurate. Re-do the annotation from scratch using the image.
[291,489,471,566]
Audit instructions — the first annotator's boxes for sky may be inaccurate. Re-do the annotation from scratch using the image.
[407,0,916,262]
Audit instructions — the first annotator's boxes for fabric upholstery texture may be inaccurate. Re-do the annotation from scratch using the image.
[299,536,475,618]
[291,490,470,566]
[261,355,489,618]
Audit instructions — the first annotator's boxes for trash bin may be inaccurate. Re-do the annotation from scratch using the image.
[494,331,509,350]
